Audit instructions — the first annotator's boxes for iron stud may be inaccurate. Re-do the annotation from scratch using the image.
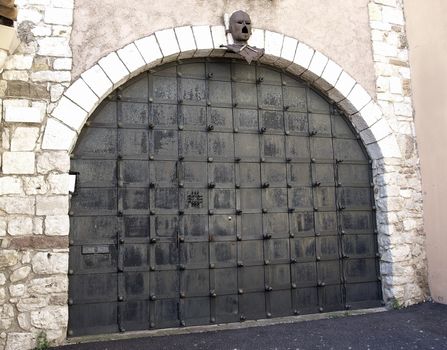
[262,182,270,188]
[207,124,214,131]
[148,123,154,129]
[180,292,185,298]
[238,289,244,295]
[291,283,297,289]
[208,182,216,189]
[260,127,267,134]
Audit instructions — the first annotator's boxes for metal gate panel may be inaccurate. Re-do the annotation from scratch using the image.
[69,60,382,337]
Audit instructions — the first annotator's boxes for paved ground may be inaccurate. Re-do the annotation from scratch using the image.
[54,302,447,350]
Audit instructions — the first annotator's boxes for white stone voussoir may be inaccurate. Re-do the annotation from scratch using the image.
[42,118,77,151]
[246,28,263,49]
[134,35,163,69]
[174,26,197,59]
[98,51,130,87]
[51,96,88,131]
[287,41,314,77]
[210,26,227,56]
[277,36,298,68]
[261,30,284,65]
[192,25,213,57]
[63,78,99,112]
[81,64,114,98]
[301,51,329,82]
[117,43,147,77]
[155,28,180,62]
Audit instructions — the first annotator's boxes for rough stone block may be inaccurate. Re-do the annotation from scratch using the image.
[36,151,70,174]
[63,79,98,113]
[0,197,35,215]
[5,332,35,350]
[44,7,73,26]
[31,252,68,274]
[31,306,68,330]
[37,37,71,57]
[45,215,69,236]
[9,266,31,283]
[41,118,77,151]
[8,216,33,236]
[31,70,71,83]
[3,152,35,174]
[0,250,19,268]
[28,276,68,295]
[4,106,44,123]
[47,174,69,195]
[53,58,72,70]
[36,195,69,215]
[11,127,40,151]
[0,177,23,195]
[4,55,33,70]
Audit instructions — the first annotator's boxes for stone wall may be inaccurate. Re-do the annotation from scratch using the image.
[0,0,73,349]
[368,0,428,305]
[0,0,428,348]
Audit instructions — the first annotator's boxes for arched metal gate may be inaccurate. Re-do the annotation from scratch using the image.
[67,59,382,336]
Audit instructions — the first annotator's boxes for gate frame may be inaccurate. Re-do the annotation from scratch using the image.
[42,25,407,317]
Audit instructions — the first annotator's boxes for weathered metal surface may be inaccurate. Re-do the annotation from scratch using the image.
[68,59,381,337]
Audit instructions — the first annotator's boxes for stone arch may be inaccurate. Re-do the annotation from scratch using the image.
[41,25,401,301]
[42,26,400,160]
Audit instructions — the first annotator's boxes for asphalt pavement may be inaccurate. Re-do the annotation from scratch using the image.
[53,302,447,350]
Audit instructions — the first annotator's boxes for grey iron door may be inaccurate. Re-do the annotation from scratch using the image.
[68,59,382,337]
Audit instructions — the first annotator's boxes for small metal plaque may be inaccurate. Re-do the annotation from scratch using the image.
[81,245,110,255]
[186,191,204,208]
